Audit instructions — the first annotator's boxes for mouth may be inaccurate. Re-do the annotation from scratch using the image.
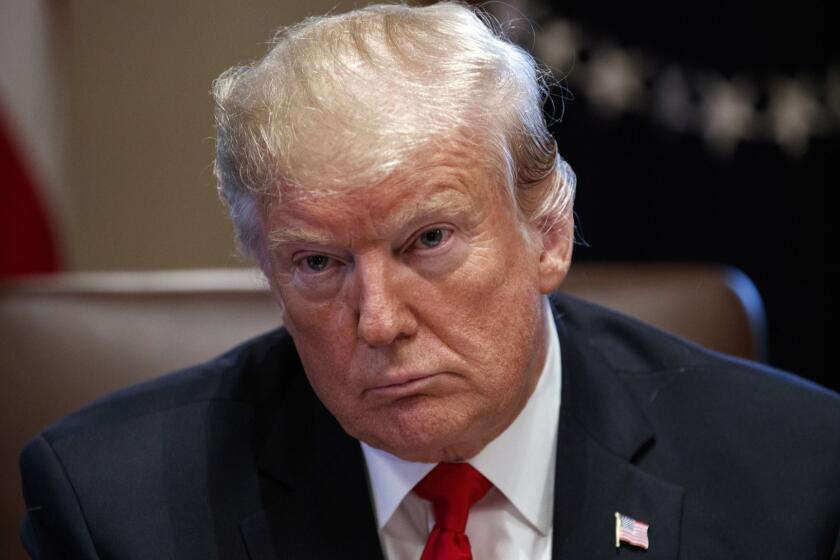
[365,372,443,399]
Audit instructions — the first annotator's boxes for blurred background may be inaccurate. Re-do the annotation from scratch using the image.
[500,0,835,394]
[2,0,835,381]
[0,0,835,556]
[1,0,835,381]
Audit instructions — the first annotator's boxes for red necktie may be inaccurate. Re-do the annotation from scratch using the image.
[413,462,492,560]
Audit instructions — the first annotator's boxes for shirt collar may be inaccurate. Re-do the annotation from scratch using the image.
[361,297,561,535]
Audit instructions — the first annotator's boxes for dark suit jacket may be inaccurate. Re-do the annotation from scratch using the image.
[20,293,840,559]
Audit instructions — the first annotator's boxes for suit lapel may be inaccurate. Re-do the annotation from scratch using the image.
[240,361,384,560]
[550,295,684,559]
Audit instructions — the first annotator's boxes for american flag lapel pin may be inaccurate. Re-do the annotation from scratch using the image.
[615,512,650,550]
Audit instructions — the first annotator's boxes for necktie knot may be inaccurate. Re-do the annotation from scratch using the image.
[412,462,492,559]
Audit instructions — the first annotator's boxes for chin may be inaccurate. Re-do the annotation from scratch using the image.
[371,437,477,463]
[351,405,482,463]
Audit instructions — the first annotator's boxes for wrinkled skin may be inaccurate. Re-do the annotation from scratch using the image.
[260,152,572,462]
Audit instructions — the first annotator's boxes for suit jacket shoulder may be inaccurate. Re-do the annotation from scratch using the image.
[37,327,297,440]
[549,292,840,559]
[19,328,325,560]
[552,291,839,437]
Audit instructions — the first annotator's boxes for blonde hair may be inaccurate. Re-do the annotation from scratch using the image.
[212,1,576,258]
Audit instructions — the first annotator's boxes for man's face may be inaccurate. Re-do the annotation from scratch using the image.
[261,149,567,462]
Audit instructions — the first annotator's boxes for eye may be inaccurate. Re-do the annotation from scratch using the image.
[414,228,450,250]
[301,254,332,272]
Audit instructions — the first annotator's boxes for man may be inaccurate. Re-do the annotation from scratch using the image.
[20,3,840,559]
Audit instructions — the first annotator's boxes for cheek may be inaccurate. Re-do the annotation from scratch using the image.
[276,272,355,337]
[278,293,360,393]
[439,233,541,329]
[290,330,364,426]
[429,233,543,384]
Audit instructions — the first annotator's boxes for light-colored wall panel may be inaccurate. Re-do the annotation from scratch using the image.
[65,0,347,271]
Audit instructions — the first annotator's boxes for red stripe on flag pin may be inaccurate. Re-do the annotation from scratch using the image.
[615,512,649,550]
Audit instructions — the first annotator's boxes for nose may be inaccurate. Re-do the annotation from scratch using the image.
[355,253,418,347]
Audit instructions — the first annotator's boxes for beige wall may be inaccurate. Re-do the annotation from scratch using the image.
[63,0,350,271]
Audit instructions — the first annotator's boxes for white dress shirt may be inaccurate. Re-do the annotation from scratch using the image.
[361,297,561,560]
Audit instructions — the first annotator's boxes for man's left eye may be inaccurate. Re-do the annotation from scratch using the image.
[416,228,448,249]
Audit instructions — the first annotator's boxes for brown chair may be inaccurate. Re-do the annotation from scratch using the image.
[0,264,766,558]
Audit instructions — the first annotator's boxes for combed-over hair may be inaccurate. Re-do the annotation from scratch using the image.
[212,1,576,259]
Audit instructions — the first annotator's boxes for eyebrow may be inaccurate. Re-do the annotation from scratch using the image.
[266,187,474,249]
[266,227,336,248]
[387,189,472,230]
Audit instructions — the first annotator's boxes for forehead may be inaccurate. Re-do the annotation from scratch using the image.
[264,147,512,244]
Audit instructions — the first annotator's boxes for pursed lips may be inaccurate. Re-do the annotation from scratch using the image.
[364,371,443,398]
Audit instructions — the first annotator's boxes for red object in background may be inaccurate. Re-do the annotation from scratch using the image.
[0,109,61,277]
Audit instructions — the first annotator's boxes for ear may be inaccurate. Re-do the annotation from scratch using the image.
[536,214,574,294]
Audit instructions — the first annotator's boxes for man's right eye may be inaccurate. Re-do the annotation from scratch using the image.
[303,255,331,272]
